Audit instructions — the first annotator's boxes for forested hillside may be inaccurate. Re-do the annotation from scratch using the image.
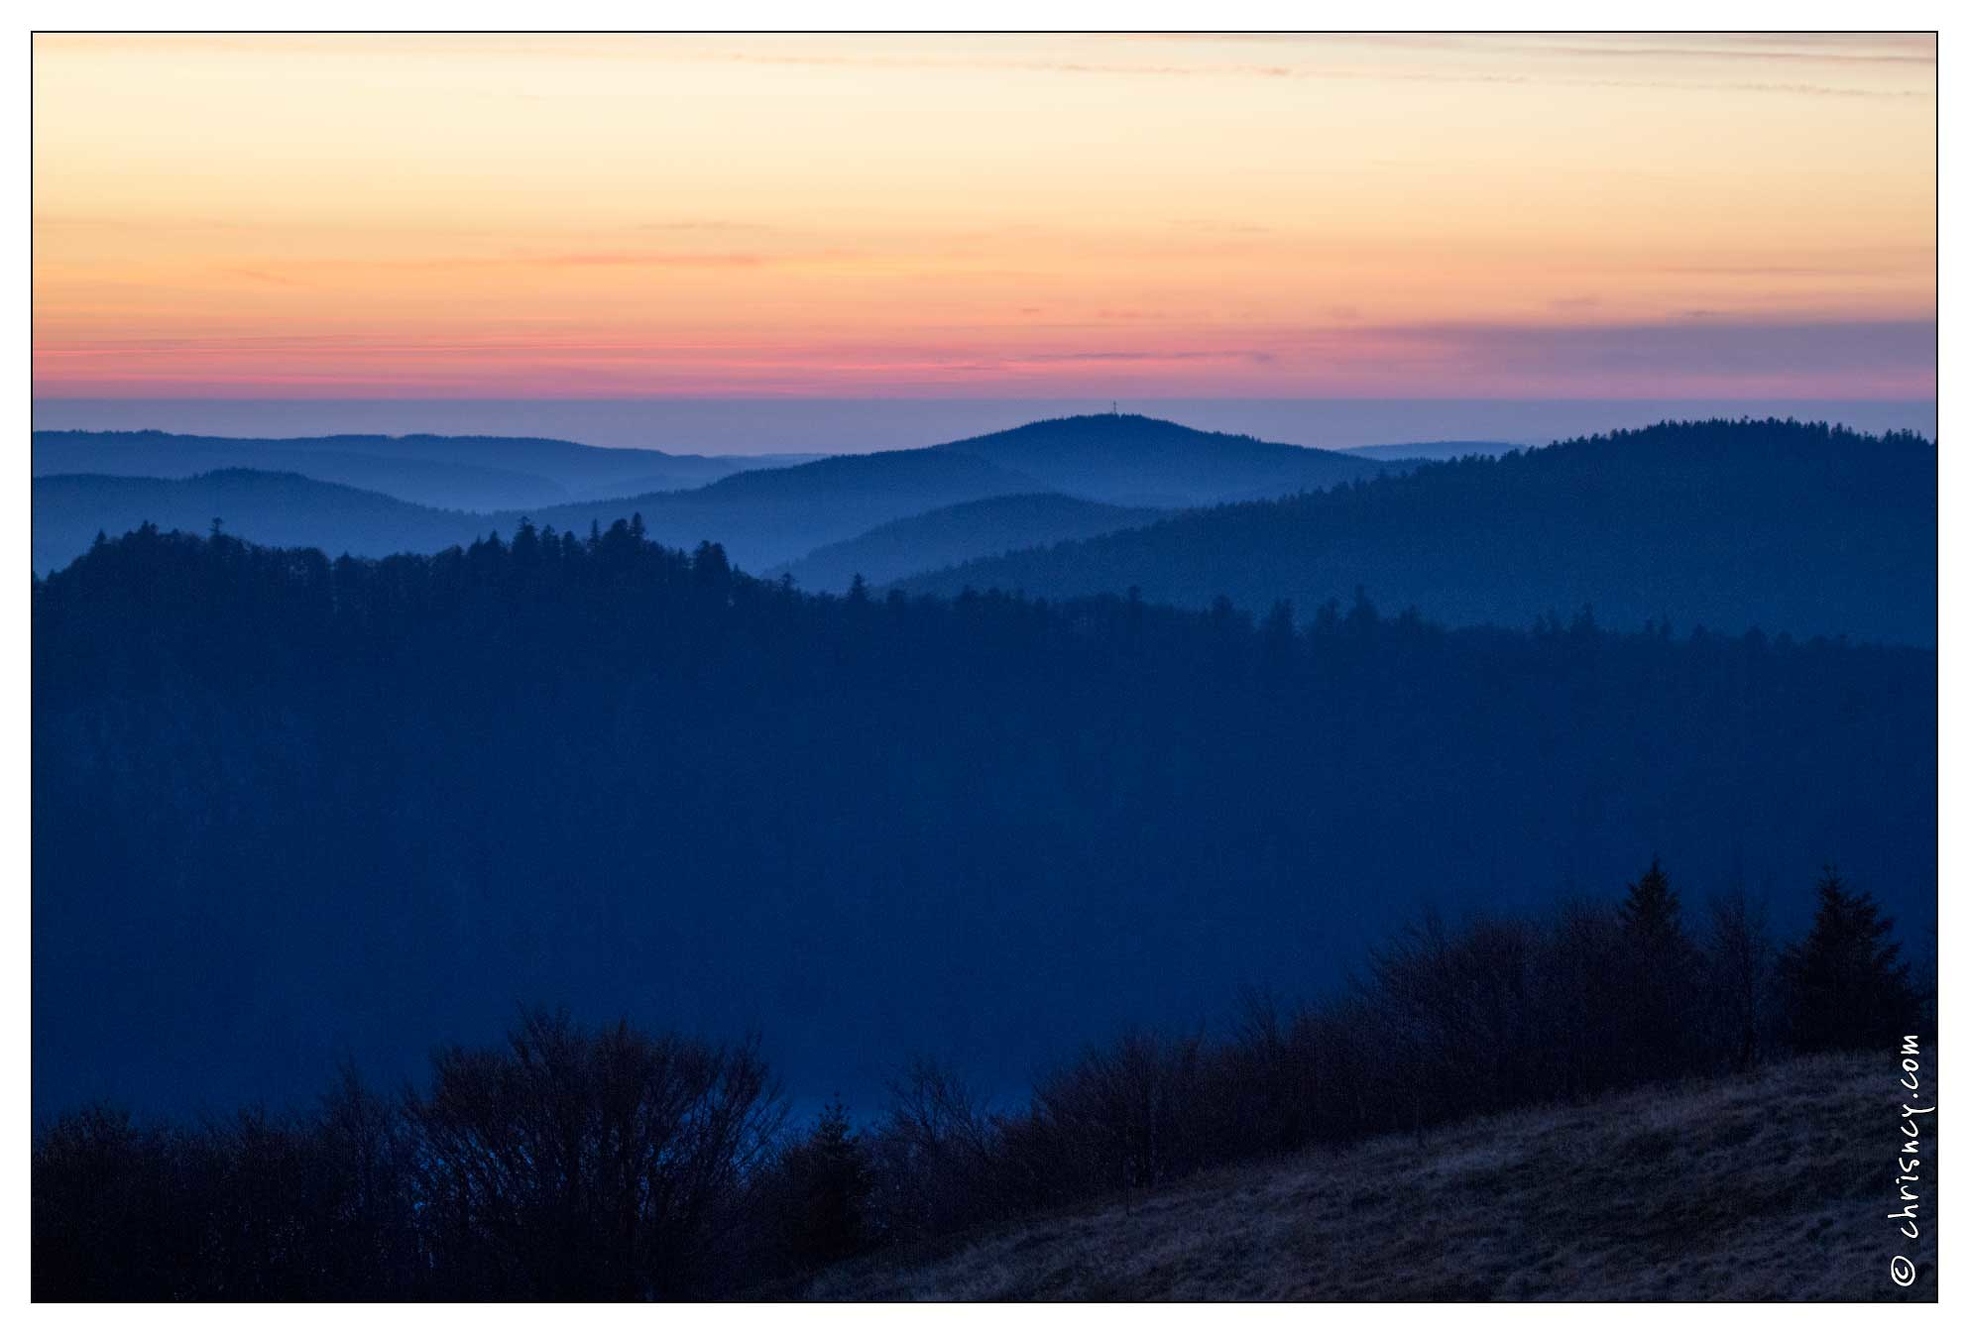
[30,414,1383,578]
[774,493,1163,593]
[901,420,1938,645]
[32,471,486,575]
[519,447,1049,569]
[33,524,1936,1118]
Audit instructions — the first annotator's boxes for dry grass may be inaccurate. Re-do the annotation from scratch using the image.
[806,1053,1937,1301]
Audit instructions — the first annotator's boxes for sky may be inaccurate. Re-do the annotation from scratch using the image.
[32,33,1937,401]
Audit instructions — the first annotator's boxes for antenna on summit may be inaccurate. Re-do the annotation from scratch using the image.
[1112,400,1118,415]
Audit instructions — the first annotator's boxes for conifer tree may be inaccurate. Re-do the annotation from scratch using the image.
[1618,857,1688,951]
[774,1101,873,1270]
[1778,868,1917,1052]
[1614,858,1700,1078]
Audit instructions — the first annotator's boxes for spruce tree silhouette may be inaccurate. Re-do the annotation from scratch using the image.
[770,1101,874,1271]
[1778,868,1918,1052]
[1617,858,1686,947]
[1615,858,1702,1078]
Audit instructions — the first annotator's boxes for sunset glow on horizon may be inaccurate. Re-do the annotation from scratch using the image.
[33,33,1937,399]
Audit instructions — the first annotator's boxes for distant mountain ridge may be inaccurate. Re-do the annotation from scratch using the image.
[772,493,1166,592]
[31,470,486,575]
[899,419,1938,645]
[29,450,1057,576]
[519,448,1055,569]
[1342,440,1525,462]
[518,414,1383,568]
[33,414,1385,576]
[32,418,1936,647]
[31,429,818,512]
[931,413,1384,506]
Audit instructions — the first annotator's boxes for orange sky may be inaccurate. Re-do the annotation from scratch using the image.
[32,33,1937,398]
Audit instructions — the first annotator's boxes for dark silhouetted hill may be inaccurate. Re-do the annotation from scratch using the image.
[20,417,1463,579]
[31,471,487,574]
[519,448,1055,569]
[772,493,1164,592]
[929,413,1384,507]
[34,524,1934,1118]
[1342,439,1525,462]
[31,449,1053,576]
[900,419,1937,645]
[509,414,1379,572]
[34,431,573,511]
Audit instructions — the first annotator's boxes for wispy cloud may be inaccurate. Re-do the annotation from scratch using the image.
[665,36,1932,100]
[634,219,776,234]
[233,250,788,278]
[1278,316,1938,387]
[1016,349,1249,364]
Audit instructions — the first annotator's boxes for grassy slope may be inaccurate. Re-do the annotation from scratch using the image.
[807,1053,1935,1301]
